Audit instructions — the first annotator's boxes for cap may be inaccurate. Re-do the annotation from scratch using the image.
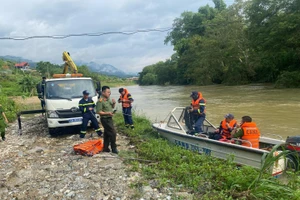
[42,76,46,79]
[83,90,90,95]
[224,113,234,119]
[190,91,198,97]
[119,88,124,93]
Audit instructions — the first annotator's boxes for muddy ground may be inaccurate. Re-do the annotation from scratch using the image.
[0,116,191,200]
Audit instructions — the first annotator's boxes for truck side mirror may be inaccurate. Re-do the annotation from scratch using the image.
[96,81,101,94]
[36,83,42,98]
[96,81,101,99]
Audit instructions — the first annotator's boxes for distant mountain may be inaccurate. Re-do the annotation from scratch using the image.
[0,55,138,78]
[76,61,136,78]
[0,55,37,68]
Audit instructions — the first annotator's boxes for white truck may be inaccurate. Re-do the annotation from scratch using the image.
[39,77,100,135]
[35,52,101,135]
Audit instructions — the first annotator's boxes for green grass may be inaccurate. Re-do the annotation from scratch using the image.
[114,113,300,200]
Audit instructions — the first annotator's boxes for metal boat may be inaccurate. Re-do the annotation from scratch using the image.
[152,107,288,175]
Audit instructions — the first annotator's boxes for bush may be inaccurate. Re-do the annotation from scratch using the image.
[0,95,18,122]
[275,71,300,88]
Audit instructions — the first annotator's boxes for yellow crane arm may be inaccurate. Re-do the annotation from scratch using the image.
[62,51,78,74]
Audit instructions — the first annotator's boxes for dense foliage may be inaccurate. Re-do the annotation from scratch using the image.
[139,0,300,87]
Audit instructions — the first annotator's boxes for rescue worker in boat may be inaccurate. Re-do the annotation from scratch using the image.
[118,88,134,129]
[96,86,118,154]
[212,113,237,140]
[186,91,206,135]
[0,104,9,141]
[78,90,103,138]
[231,116,260,148]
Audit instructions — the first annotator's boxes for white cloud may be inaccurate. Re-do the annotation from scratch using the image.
[0,0,232,73]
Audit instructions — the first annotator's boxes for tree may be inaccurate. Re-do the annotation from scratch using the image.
[36,61,62,77]
[18,74,40,96]
[246,0,300,82]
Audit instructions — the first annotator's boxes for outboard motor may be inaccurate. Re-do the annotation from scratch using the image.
[285,136,300,152]
[284,136,300,171]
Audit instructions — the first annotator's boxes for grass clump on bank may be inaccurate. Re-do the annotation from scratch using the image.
[114,113,300,199]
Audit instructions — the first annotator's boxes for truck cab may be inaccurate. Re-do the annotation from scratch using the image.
[40,76,100,135]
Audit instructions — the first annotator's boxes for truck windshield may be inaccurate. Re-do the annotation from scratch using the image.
[45,79,96,99]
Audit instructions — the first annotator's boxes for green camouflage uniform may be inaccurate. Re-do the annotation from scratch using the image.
[0,105,6,139]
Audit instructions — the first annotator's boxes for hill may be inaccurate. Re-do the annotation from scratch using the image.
[76,61,132,78]
[0,55,137,78]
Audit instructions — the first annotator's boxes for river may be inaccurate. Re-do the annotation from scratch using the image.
[110,85,300,139]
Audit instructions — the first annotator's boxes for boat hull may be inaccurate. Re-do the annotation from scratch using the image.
[153,123,269,169]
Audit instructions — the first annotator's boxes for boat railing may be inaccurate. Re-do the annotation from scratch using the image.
[165,107,218,134]
[168,107,187,134]
[230,138,253,148]
[261,133,284,141]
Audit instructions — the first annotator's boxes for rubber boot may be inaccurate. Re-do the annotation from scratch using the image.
[112,148,119,154]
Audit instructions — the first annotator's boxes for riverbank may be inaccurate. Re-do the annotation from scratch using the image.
[113,114,300,200]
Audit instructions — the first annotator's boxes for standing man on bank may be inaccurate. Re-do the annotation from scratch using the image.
[78,90,102,138]
[0,104,9,141]
[118,88,134,129]
[40,76,46,113]
[96,86,118,154]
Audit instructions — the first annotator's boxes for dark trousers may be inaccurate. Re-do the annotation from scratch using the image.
[40,100,45,109]
[184,107,205,133]
[194,115,205,133]
[122,107,133,125]
[100,117,117,150]
[81,112,101,134]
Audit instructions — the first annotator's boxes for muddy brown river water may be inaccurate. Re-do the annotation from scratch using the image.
[111,84,300,139]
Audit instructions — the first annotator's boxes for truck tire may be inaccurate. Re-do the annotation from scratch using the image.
[48,128,57,136]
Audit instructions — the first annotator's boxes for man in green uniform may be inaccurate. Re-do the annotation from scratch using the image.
[0,104,9,141]
[96,86,118,154]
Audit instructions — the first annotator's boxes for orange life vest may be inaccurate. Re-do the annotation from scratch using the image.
[221,119,237,139]
[191,92,206,113]
[241,122,260,148]
[119,88,132,108]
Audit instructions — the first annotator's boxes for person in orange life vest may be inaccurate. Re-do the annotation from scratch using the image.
[213,113,237,140]
[118,88,134,129]
[231,116,260,148]
[188,91,206,134]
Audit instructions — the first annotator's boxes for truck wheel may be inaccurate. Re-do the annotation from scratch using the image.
[48,128,57,136]
[286,155,299,172]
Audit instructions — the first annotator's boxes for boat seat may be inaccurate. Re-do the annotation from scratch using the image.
[195,133,209,138]
[230,138,253,148]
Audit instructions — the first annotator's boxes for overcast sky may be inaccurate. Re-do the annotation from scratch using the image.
[0,0,234,73]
